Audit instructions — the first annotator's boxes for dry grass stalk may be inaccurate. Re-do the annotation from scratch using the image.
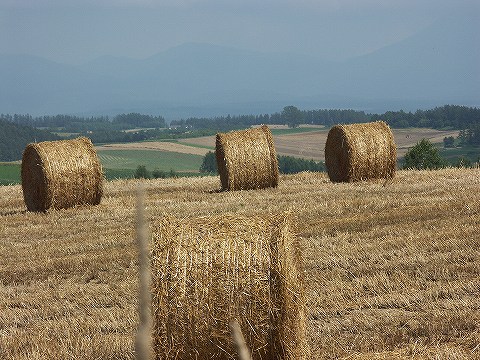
[21,137,103,211]
[230,321,253,360]
[151,213,308,360]
[216,125,279,191]
[324,121,397,182]
[135,184,152,360]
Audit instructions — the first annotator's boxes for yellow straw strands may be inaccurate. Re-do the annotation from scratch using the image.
[215,125,279,191]
[151,213,308,360]
[324,121,397,182]
[21,137,103,212]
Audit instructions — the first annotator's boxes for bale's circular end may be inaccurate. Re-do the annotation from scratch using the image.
[324,125,351,182]
[21,143,49,212]
[21,137,103,212]
[325,121,397,182]
[215,125,279,191]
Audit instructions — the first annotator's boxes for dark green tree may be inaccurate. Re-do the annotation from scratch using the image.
[443,136,455,148]
[454,157,472,168]
[152,169,168,178]
[199,151,218,173]
[281,106,303,128]
[277,155,325,174]
[403,139,447,170]
[134,165,151,179]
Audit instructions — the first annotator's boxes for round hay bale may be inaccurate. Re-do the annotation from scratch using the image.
[324,121,397,182]
[21,137,103,212]
[216,125,279,191]
[151,213,308,360]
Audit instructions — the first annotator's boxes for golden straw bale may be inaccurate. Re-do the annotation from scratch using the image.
[21,137,103,212]
[324,121,397,182]
[151,213,308,360]
[216,125,279,191]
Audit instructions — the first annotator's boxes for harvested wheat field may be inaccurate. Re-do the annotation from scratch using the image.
[0,168,479,359]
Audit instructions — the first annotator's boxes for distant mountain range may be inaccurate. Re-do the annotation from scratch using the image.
[1,12,478,118]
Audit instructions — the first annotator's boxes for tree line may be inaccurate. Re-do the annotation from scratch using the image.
[1,105,478,161]
[0,119,59,161]
[370,105,480,129]
[3,105,479,133]
[171,105,479,130]
[0,113,166,132]
[170,107,372,130]
[458,126,480,146]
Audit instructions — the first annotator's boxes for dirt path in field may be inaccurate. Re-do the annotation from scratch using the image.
[95,141,210,156]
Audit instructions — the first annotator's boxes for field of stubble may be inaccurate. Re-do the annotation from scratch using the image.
[1,168,479,359]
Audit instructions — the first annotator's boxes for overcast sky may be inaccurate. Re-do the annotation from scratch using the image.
[0,0,477,64]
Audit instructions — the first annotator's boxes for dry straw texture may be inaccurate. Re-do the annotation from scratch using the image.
[21,137,103,212]
[151,213,308,360]
[216,125,279,191]
[325,121,397,182]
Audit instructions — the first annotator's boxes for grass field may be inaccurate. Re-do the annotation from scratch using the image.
[0,149,204,184]
[0,163,20,185]
[97,149,203,172]
[440,145,480,164]
[0,168,479,359]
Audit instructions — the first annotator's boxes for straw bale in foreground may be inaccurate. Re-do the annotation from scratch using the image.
[151,213,308,360]
[216,125,279,191]
[324,121,397,182]
[21,137,103,212]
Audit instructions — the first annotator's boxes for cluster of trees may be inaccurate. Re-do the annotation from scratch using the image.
[133,165,178,179]
[2,105,478,134]
[458,126,480,146]
[371,105,480,129]
[173,105,479,131]
[170,107,371,131]
[403,139,448,170]
[0,119,59,161]
[111,113,166,129]
[0,113,166,132]
[403,139,478,169]
[86,127,218,144]
[277,155,325,173]
[199,152,324,175]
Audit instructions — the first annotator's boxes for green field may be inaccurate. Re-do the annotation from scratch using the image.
[0,150,204,184]
[3,143,476,185]
[0,163,20,185]
[97,149,204,174]
[440,145,480,164]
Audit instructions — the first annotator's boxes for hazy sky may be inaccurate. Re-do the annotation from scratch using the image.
[0,0,477,64]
